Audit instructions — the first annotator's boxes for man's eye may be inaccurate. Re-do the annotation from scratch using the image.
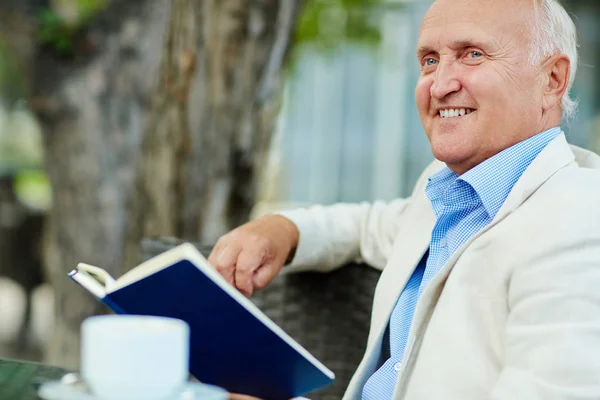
[468,51,483,58]
[425,58,438,66]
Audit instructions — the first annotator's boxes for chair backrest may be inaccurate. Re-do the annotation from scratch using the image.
[140,236,382,400]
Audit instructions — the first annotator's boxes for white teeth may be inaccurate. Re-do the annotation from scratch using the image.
[439,108,474,118]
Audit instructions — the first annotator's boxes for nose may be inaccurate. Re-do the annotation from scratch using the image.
[430,61,461,100]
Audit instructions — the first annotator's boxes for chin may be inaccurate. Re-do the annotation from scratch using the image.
[430,139,473,172]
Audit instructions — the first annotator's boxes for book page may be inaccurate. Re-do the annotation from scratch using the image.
[109,243,205,292]
[77,263,117,288]
[69,268,108,298]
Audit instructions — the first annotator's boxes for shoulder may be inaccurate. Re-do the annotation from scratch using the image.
[528,162,600,234]
[546,161,600,203]
[499,162,600,277]
[571,144,600,170]
[534,144,600,203]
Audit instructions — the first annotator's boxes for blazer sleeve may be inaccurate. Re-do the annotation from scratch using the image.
[490,189,600,399]
[276,199,412,273]
[274,159,442,274]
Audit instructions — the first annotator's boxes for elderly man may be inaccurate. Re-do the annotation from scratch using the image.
[215,0,600,398]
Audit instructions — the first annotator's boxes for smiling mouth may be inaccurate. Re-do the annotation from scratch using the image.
[438,108,476,118]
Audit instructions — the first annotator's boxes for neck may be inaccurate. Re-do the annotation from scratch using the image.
[539,108,563,133]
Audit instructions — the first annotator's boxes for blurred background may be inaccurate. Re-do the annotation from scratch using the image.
[0,0,599,368]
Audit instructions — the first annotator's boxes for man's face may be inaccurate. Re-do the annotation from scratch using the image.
[415,0,549,174]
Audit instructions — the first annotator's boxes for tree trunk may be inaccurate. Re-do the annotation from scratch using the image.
[29,0,170,368]
[122,0,305,271]
[3,0,303,369]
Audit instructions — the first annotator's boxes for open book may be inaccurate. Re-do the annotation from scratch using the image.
[69,243,335,399]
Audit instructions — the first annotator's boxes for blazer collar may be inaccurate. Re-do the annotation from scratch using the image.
[494,132,574,222]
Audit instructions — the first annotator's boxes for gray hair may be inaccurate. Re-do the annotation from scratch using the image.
[530,0,579,120]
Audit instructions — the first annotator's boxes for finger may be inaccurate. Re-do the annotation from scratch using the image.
[252,262,278,291]
[207,242,225,273]
[207,241,224,266]
[235,247,266,297]
[209,242,241,285]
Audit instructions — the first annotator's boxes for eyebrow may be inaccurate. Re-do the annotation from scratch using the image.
[416,38,491,58]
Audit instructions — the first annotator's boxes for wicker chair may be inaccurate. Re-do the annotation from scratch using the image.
[140,237,381,400]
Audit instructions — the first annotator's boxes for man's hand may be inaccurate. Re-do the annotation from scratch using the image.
[208,214,299,297]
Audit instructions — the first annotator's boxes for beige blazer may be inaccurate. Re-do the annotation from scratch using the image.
[280,133,600,400]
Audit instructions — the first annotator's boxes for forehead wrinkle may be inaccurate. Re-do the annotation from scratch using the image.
[422,0,536,38]
[417,2,533,60]
[417,29,499,55]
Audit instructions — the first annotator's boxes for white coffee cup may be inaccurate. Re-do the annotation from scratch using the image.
[81,315,190,400]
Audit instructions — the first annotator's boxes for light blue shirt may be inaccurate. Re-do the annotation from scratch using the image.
[362,127,561,399]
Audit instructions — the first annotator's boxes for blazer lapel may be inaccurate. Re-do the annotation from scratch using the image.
[344,182,437,399]
[370,192,435,341]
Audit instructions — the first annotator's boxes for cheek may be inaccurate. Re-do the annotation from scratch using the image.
[466,65,529,111]
[415,78,431,113]
[462,69,507,113]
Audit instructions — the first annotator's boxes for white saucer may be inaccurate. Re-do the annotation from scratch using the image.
[38,380,229,400]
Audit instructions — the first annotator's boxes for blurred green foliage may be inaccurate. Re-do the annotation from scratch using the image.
[0,107,50,210]
[37,0,107,54]
[0,107,44,167]
[296,0,381,50]
[0,39,25,105]
[13,168,52,210]
[294,0,402,50]
[288,0,403,73]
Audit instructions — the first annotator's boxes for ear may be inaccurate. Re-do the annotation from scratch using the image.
[541,54,571,113]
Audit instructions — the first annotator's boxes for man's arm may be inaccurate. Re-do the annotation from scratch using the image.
[207,199,411,297]
[278,159,446,273]
[208,159,442,297]
[277,199,412,274]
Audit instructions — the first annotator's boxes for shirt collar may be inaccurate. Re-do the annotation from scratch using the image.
[427,126,562,219]
[426,167,457,206]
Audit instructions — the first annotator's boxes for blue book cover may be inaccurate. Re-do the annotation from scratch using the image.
[68,243,335,400]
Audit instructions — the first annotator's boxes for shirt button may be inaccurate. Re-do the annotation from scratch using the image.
[394,362,402,372]
[439,238,447,247]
